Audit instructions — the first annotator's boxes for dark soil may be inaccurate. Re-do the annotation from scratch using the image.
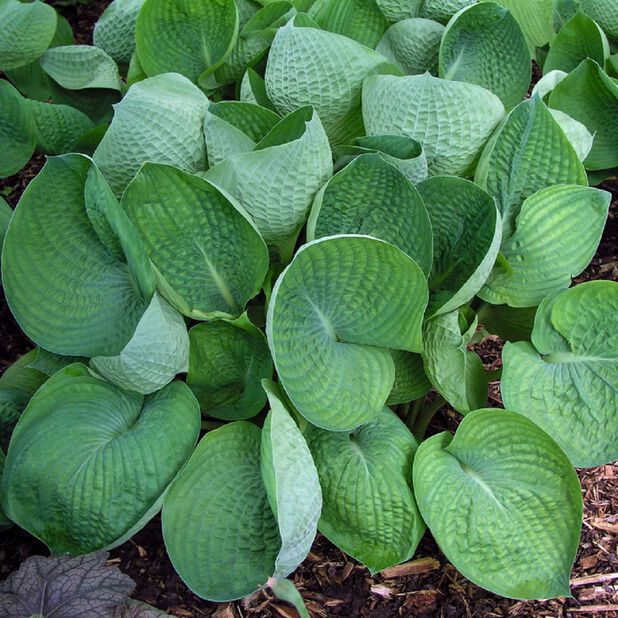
[1,3,617,617]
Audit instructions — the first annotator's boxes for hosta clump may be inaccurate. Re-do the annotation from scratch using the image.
[0,0,617,609]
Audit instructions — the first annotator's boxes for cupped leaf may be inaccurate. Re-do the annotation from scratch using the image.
[417,176,501,317]
[549,109,594,162]
[548,59,618,170]
[375,0,422,22]
[422,310,487,413]
[376,18,444,76]
[307,153,433,275]
[40,45,121,92]
[0,0,57,71]
[477,303,535,342]
[2,155,151,356]
[419,0,477,23]
[162,422,280,601]
[135,0,239,83]
[531,69,567,100]
[187,318,273,420]
[502,281,618,467]
[265,22,398,145]
[544,11,609,75]
[0,552,135,618]
[475,95,587,237]
[93,73,208,196]
[388,350,431,404]
[439,2,531,109]
[306,406,425,573]
[491,0,554,50]
[479,185,610,307]
[27,100,95,155]
[94,0,146,65]
[333,134,427,183]
[204,101,281,166]
[205,106,332,260]
[308,0,388,48]
[261,381,322,578]
[413,408,582,600]
[580,0,618,42]
[123,163,269,319]
[1,364,200,554]
[90,293,189,395]
[0,79,36,178]
[363,73,505,176]
[267,235,428,431]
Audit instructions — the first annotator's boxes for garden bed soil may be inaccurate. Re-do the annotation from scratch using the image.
[1,3,618,617]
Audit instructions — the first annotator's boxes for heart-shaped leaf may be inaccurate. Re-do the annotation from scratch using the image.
[267,235,428,430]
[363,73,505,176]
[307,153,433,276]
[502,281,618,467]
[187,318,273,420]
[479,185,610,307]
[306,406,425,573]
[123,163,269,319]
[413,408,582,600]
[439,2,531,109]
[1,364,200,554]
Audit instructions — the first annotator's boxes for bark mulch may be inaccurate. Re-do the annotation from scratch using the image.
[0,3,617,616]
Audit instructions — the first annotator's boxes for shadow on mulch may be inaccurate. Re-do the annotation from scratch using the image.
[0,1,617,615]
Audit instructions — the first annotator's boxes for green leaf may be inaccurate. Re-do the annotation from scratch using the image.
[487,0,554,50]
[502,281,618,467]
[187,319,273,420]
[307,153,433,275]
[268,579,310,618]
[1,364,200,554]
[265,22,399,145]
[28,349,88,377]
[376,18,444,76]
[0,450,10,530]
[94,0,146,65]
[123,163,269,319]
[363,73,505,176]
[2,155,151,356]
[388,350,431,404]
[26,100,95,155]
[93,73,208,196]
[413,408,582,600]
[548,59,618,170]
[475,95,587,238]
[579,0,618,43]
[422,310,488,413]
[0,196,12,260]
[0,79,36,178]
[90,293,189,395]
[135,0,239,83]
[333,134,427,183]
[240,67,278,111]
[267,235,428,431]
[375,0,422,22]
[439,3,531,110]
[308,0,388,48]
[417,176,501,317]
[479,185,610,307]
[40,45,121,92]
[204,101,281,166]
[544,11,609,75]
[531,69,567,100]
[419,0,477,23]
[162,422,280,601]
[477,303,535,342]
[306,406,425,573]
[205,106,332,260]
[0,0,57,71]
[261,381,321,578]
[549,109,594,162]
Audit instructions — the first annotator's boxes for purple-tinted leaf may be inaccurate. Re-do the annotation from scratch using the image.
[0,552,134,618]
[112,600,172,617]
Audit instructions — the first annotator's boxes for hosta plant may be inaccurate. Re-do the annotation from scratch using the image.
[0,0,617,609]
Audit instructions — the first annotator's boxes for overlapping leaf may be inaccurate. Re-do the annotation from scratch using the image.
[267,235,428,431]
[1,364,200,554]
[94,0,146,65]
[414,409,582,600]
[502,281,618,467]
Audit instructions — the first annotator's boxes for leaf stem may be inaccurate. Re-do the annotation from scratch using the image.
[406,397,425,431]
[412,396,446,442]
